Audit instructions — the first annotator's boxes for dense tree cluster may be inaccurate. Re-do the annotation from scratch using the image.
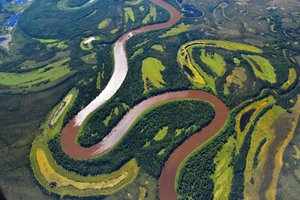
[49,100,215,177]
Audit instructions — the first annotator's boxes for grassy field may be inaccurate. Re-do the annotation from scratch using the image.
[235,96,276,153]
[159,23,196,38]
[142,4,157,24]
[125,0,143,6]
[57,0,97,11]
[130,48,144,60]
[177,39,265,93]
[151,44,164,52]
[243,105,286,200]
[177,47,206,86]
[50,93,73,127]
[211,136,235,200]
[242,54,277,84]
[200,50,226,77]
[33,147,139,196]
[124,7,135,23]
[154,126,168,141]
[142,57,166,93]
[242,100,300,200]
[98,18,112,29]
[181,40,262,53]
[281,68,297,89]
[0,58,71,89]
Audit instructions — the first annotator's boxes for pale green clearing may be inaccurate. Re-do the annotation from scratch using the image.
[233,57,241,66]
[200,50,226,76]
[281,68,297,89]
[125,0,143,5]
[242,54,276,84]
[243,105,287,199]
[20,51,70,70]
[110,28,119,34]
[185,48,216,92]
[143,141,151,148]
[139,6,144,11]
[35,38,58,43]
[130,48,144,60]
[142,4,157,24]
[157,149,166,156]
[182,40,262,53]
[154,126,168,141]
[151,44,164,52]
[124,7,135,23]
[98,18,112,29]
[175,128,184,137]
[57,0,96,11]
[103,107,120,126]
[138,186,147,200]
[81,52,97,64]
[223,84,230,95]
[35,38,68,49]
[211,136,235,200]
[159,23,195,38]
[0,58,70,88]
[142,57,166,93]
[178,40,263,93]
[50,94,73,127]
[97,71,101,90]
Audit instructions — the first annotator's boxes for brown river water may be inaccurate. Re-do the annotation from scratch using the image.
[60,1,229,199]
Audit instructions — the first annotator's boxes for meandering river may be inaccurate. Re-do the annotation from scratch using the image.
[60,1,229,199]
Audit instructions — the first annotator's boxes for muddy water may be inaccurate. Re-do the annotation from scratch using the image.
[74,0,182,126]
[158,94,229,200]
[60,1,229,199]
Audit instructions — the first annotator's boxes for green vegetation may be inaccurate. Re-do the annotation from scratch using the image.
[30,89,139,197]
[130,48,144,60]
[157,149,166,156]
[151,44,164,52]
[81,52,97,64]
[211,136,235,200]
[57,0,96,11]
[96,71,101,90]
[154,126,168,141]
[125,0,143,6]
[181,40,262,53]
[50,94,73,127]
[124,7,135,23]
[242,55,277,84]
[0,58,71,90]
[160,23,195,38]
[200,50,226,76]
[80,37,100,51]
[98,18,112,29]
[49,100,215,179]
[142,57,166,93]
[281,68,297,89]
[138,186,147,200]
[5,0,300,199]
[142,4,157,24]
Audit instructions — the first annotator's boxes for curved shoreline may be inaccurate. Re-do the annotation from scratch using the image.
[59,1,230,199]
[61,90,228,160]
[158,96,229,200]
[74,0,182,126]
